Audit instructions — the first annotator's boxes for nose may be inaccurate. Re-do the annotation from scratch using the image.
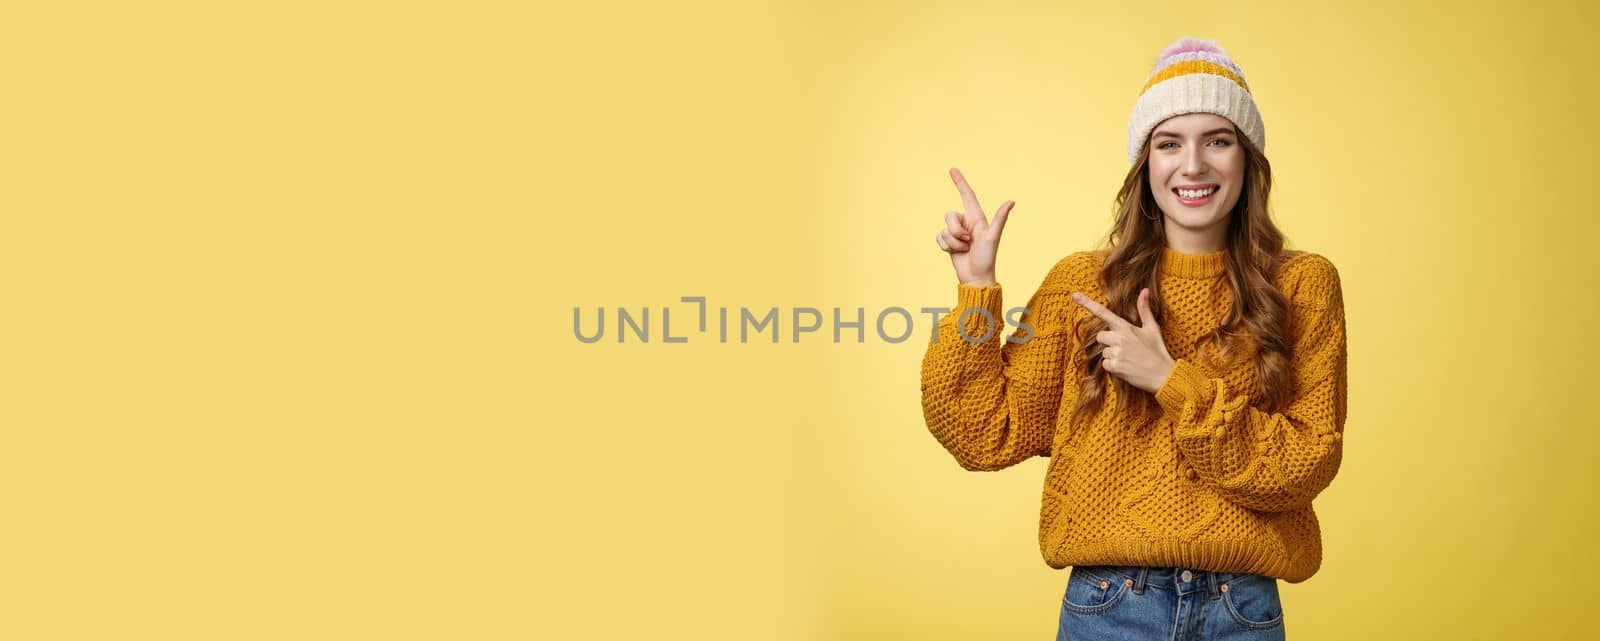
[1181,146,1209,177]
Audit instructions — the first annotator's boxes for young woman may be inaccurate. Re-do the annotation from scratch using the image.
[921,37,1347,640]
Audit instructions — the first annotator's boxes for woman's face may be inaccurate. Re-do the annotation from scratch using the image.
[1147,113,1245,236]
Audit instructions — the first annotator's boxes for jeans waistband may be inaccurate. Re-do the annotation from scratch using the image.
[1074,564,1256,597]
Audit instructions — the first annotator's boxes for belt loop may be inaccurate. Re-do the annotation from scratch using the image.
[1205,571,1220,600]
[1134,567,1148,594]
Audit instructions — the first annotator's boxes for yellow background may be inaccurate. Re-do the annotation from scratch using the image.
[5,1,1597,639]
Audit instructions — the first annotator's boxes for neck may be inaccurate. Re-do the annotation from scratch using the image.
[1161,221,1227,254]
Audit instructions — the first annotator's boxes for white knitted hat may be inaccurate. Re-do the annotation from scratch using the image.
[1127,37,1265,163]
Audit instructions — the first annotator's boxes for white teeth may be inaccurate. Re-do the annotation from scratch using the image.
[1177,187,1216,199]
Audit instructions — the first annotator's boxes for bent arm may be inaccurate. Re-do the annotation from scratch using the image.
[1157,263,1347,512]
[920,275,1081,472]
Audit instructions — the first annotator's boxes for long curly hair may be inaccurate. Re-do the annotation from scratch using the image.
[1066,129,1298,429]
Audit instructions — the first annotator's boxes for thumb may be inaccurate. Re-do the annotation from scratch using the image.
[1136,288,1158,330]
[991,201,1014,236]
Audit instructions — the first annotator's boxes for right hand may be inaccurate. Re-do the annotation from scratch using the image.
[936,167,1012,287]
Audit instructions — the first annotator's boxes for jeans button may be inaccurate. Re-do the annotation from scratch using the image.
[1180,570,1193,582]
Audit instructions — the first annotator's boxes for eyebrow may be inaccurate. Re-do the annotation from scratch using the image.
[1152,127,1237,139]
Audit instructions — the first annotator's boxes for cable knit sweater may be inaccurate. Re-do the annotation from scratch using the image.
[919,246,1347,583]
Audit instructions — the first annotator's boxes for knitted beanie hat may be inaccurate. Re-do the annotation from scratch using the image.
[1126,37,1265,163]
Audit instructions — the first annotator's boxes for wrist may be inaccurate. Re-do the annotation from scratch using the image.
[1152,359,1176,393]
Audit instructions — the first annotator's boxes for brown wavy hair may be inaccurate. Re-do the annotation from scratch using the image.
[1066,128,1298,430]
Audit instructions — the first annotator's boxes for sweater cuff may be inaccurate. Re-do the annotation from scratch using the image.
[955,282,1002,310]
[1155,358,1211,416]
[951,282,1005,343]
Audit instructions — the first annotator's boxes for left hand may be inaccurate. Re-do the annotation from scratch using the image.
[1071,288,1176,394]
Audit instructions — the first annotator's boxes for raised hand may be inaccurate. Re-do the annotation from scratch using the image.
[935,167,1013,287]
[1071,288,1177,394]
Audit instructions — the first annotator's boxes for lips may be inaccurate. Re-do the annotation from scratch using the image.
[1172,184,1218,198]
[1172,184,1218,207]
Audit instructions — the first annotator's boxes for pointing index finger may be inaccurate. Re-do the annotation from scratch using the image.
[949,167,985,224]
[1071,292,1130,330]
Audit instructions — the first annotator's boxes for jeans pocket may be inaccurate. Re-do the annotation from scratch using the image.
[1061,567,1131,616]
[1220,573,1284,629]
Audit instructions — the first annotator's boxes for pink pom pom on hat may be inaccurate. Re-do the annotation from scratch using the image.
[1126,36,1265,163]
[1157,37,1230,60]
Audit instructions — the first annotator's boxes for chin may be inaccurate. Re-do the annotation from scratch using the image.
[1160,205,1226,229]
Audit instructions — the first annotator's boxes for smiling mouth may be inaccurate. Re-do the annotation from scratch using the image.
[1173,185,1218,199]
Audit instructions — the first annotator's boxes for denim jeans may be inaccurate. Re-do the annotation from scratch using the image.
[1056,565,1285,641]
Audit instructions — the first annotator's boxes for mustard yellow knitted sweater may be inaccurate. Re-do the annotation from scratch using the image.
[920,246,1347,583]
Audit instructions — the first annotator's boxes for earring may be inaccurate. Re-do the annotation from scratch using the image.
[1142,209,1160,221]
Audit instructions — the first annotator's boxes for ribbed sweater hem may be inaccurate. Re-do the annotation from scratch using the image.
[1045,537,1318,584]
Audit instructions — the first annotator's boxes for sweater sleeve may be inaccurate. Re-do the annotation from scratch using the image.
[919,263,1082,472]
[1155,255,1348,513]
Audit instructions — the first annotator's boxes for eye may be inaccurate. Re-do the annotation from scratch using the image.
[1208,138,1233,147]
[1157,141,1177,150]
